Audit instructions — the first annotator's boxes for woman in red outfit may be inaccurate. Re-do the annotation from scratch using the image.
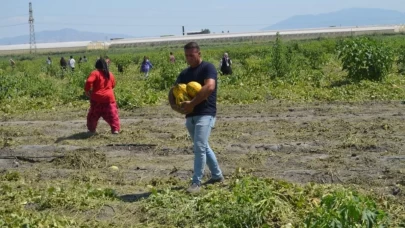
[84,58,120,134]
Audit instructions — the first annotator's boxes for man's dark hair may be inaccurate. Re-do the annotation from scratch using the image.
[184,42,200,51]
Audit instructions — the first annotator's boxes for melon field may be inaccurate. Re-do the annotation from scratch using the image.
[1,35,405,227]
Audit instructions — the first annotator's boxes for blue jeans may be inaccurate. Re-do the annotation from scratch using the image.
[186,115,223,185]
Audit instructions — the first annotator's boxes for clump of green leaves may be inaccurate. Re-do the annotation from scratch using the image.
[112,54,133,73]
[140,174,390,227]
[337,37,394,81]
[0,171,20,181]
[148,61,185,90]
[305,190,388,227]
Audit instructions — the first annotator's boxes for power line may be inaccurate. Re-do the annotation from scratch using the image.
[0,23,26,28]
[35,22,270,27]
[0,14,28,20]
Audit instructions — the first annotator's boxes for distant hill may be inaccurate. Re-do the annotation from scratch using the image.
[262,8,405,31]
[0,28,133,45]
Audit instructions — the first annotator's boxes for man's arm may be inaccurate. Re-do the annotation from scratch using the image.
[181,78,215,114]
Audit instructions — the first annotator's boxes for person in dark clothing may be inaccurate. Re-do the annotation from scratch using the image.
[219,52,232,75]
[168,42,224,194]
[60,57,67,70]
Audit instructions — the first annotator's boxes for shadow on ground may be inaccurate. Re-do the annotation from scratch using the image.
[55,132,94,143]
[119,187,185,203]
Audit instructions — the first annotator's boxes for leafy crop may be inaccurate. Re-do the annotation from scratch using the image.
[0,34,405,114]
[337,37,394,81]
[140,173,392,227]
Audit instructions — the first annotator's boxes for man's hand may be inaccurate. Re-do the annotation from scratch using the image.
[171,103,188,114]
[180,100,194,114]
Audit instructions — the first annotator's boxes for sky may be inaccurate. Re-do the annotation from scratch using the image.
[1,0,405,39]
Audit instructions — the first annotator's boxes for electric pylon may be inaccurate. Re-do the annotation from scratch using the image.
[29,2,37,54]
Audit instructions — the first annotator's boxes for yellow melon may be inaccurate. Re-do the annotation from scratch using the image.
[172,84,190,106]
[186,81,202,98]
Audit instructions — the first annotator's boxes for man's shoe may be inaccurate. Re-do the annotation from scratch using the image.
[203,176,224,185]
[112,131,119,134]
[187,183,201,194]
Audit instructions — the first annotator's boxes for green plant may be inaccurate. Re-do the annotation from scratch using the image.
[304,190,388,227]
[113,54,133,73]
[270,33,290,79]
[396,45,405,74]
[337,37,394,81]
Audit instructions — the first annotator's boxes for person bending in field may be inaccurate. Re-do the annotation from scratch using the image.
[168,42,224,194]
[84,58,120,134]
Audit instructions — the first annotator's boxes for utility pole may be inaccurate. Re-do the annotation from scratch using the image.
[29,2,37,54]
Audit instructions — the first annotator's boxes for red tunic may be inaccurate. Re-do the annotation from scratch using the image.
[84,70,116,103]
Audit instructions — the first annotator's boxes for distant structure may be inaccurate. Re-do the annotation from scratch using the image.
[186,29,211,35]
[29,2,37,54]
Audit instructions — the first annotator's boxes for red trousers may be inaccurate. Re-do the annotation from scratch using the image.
[87,101,120,133]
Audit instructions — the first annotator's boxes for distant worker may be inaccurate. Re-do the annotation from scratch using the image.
[9,59,15,68]
[84,58,120,134]
[83,56,88,62]
[169,52,176,63]
[69,56,76,71]
[140,56,153,78]
[46,57,52,65]
[219,52,232,75]
[60,57,67,70]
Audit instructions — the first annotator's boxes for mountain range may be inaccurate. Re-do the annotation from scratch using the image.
[262,8,405,30]
[1,8,405,45]
[0,28,133,45]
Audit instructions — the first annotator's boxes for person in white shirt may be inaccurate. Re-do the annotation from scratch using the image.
[69,56,76,71]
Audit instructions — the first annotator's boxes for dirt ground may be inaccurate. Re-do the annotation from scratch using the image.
[1,100,404,201]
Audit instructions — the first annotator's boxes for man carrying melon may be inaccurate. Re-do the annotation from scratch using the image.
[168,42,224,194]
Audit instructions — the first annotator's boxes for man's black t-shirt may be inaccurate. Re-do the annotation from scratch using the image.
[175,61,217,117]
